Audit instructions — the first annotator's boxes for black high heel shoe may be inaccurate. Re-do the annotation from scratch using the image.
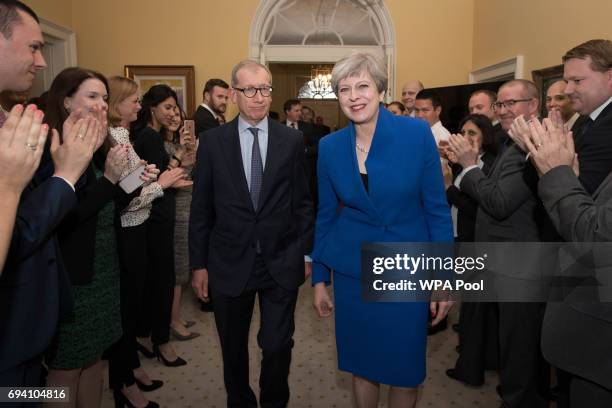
[152,344,187,367]
[136,342,155,359]
[113,389,159,408]
[135,378,163,392]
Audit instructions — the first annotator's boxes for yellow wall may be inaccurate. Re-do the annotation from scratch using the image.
[387,0,474,97]
[473,0,612,78]
[25,0,475,117]
[69,0,258,118]
[24,0,73,29]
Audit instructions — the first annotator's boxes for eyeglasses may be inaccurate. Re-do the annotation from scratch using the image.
[233,86,273,98]
[492,98,532,111]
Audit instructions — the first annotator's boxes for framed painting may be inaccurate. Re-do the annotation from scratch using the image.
[532,64,564,117]
[124,65,196,115]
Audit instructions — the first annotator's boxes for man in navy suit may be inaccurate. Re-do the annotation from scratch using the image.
[0,0,99,389]
[190,60,314,408]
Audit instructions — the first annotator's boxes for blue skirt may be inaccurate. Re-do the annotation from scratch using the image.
[333,271,429,387]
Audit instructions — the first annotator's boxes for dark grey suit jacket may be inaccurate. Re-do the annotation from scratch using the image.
[460,144,543,243]
[538,165,612,389]
[459,143,556,293]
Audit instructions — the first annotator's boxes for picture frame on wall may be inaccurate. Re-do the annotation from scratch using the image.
[532,64,564,117]
[124,65,196,115]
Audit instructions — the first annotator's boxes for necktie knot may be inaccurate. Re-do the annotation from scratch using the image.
[248,127,259,137]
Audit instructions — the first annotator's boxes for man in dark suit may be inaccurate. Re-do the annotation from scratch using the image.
[521,39,612,408]
[192,78,229,137]
[451,79,552,408]
[0,3,100,389]
[283,99,319,208]
[314,115,331,136]
[469,89,509,154]
[190,60,314,408]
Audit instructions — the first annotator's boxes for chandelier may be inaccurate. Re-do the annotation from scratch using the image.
[306,66,334,99]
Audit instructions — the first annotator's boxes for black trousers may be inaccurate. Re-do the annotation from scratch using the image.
[453,302,499,384]
[211,256,298,408]
[498,302,549,408]
[570,376,612,407]
[108,222,149,389]
[0,356,43,407]
[137,218,175,345]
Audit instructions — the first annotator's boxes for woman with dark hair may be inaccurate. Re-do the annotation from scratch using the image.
[440,113,499,387]
[161,107,199,340]
[106,76,184,408]
[41,67,129,408]
[131,84,188,367]
[386,101,406,116]
[442,113,497,242]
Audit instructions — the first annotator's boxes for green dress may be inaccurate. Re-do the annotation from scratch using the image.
[46,172,122,369]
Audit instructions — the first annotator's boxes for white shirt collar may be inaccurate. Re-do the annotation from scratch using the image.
[590,97,612,122]
[565,112,580,130]
[238,115,268,134]
[200,102,218,119]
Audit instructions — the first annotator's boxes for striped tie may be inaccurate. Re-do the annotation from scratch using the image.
[248,127,263,210]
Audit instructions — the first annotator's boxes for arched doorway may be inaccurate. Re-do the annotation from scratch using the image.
[249,0,396,100]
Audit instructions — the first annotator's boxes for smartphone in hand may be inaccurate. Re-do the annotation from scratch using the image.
[118,164,146,194]
[182,120,195,145]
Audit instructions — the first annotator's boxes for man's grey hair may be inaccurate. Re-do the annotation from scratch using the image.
[230,60,272,87]
[500,79,540,101]
[331,52,388,95]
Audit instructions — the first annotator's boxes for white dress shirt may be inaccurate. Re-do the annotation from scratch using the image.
[431,121,451,144]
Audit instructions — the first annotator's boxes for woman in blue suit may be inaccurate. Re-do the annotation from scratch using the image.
[312,53,454,407]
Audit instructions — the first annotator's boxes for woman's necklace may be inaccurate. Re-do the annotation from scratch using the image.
[356,141,369,154]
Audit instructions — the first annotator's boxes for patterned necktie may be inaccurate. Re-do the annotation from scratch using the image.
[248,127,263,210]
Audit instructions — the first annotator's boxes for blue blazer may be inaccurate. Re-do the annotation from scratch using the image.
[311,107,453,284]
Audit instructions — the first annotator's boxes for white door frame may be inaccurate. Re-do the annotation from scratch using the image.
[469,55,524,83]
[249,0,396,100]
[32,18,77,94]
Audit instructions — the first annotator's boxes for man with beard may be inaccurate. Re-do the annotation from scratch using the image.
[193,78,229,137]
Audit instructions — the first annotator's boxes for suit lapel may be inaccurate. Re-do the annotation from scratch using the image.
[219,119,254,212]
[347,110,384,222]
[257,118,286,214]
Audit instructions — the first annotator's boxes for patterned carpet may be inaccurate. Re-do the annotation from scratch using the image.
[101,285,505,407]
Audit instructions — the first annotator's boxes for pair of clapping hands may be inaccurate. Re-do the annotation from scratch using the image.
[0,104,111,194]
[508,110,578,176]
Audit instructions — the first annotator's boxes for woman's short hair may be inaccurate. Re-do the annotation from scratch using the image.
[331,52,388,95]
[44,67,108,135]
[458,113,497,155]
[107,76,138,127]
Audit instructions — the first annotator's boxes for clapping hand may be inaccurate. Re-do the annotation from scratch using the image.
[441,159,453,189]
[521,110,575,176]
[52,116,100,186]
[509,114,534,152]
[0,104,49,194]
[447,133,479,168]
[103,144,129,184]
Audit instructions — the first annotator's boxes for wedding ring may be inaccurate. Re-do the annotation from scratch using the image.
[25,142,37,151]
[77,133,85,139]
[535,143,542,149]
